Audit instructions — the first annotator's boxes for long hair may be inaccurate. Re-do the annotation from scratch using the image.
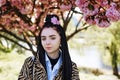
[37,14,72,80]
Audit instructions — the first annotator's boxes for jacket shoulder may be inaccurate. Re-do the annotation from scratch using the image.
[23,56,35,67]
[72,61,78,67]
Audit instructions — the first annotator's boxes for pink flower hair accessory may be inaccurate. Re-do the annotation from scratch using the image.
[51,16,60,25]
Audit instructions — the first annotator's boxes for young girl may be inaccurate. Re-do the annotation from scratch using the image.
[18,14,80,80]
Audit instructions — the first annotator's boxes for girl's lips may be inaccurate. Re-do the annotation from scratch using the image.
[46,47,52,50]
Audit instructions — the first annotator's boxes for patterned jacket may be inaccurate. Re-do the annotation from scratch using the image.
[18,56,80,80]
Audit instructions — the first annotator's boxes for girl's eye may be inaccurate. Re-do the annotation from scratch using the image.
[41,37,46,41]
[51,37,56,40]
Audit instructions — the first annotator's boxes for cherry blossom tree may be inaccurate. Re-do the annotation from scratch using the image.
[76,0,120,27]
[0,0,120,55]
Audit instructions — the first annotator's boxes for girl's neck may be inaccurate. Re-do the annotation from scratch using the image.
[47,50,59,59]
[47,53,60,69]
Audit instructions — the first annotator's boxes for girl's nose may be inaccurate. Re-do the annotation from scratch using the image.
[46,39,50,45]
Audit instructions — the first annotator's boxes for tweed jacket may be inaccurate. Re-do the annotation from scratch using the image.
[18,56,80,80]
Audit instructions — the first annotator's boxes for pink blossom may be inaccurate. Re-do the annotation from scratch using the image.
[10,0,33,14]
[76,0,98,15]
[97,20,111,27]
[10,0,21,8]
[75,0,89,13]
[75,0,88,7]
[29,25,36,32]
[18,28,24,34]
[95,15,111,27]
[20,5,33,14]
[60,4,72,11]
[0,0,6,7]
[96,0,109,7]
[85,6,99,15]
[51,17,60,25]
[83,14,96,25]
[106,3,120,21]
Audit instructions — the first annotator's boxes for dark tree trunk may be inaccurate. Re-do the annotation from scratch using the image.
[112,52,119,78]
[110,42,120,78]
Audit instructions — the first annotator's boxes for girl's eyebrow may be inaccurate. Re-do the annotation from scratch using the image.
[49,35,56,37]
[41,35,56,37]
[41,36,45,38]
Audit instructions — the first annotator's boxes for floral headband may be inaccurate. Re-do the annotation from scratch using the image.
[51,16,60,25]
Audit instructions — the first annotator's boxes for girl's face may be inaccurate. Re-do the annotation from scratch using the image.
[41,27,61,55]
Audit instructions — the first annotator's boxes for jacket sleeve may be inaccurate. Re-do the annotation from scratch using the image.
[18,57,33,80]
[71,62,80,80]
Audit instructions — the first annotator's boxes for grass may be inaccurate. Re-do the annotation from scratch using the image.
[0,51,120,80]
[80,73,119,80]
[0,52,28,80]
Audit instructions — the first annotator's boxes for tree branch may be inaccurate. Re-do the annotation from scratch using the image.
[67,24,91,41]
[0,26,27,43]
[60,12,65,24]
[23,32,36,54]
[63,10,73,31]
[13,7,32,26]
[0,1,13,16]
[71,7,83,14]
[75,16,83,31]
[0,34,31,51]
